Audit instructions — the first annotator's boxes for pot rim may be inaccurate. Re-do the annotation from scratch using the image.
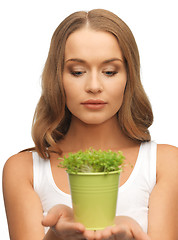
[67,170,121,175]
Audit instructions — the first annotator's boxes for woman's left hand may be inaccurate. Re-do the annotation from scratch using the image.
[83,216,150,240]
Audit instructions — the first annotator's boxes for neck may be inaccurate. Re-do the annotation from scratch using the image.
[60,115,134,152]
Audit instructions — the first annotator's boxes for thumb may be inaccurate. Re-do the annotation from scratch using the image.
[42,205,62,227]
[131,226,150,240]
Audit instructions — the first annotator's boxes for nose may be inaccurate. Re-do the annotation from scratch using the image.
[85,71,103,94]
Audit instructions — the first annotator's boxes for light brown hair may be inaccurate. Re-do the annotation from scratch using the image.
[32,9,153,158]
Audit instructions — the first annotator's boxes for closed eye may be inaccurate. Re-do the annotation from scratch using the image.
[70,71,85,77]
[103,71,118,77]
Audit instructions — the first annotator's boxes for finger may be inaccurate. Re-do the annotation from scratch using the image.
[92,226,114,240]
[93,229,102,240]
[125,220,150,240]
[102,226,113,239]
[98,226,113,239]
[55,220,85,233]
[83,229,96,240]
[114,218,150,240]
[111,224,132,239]
[131,226,150,240]
[51,225,86,240]
[42,205,63,227]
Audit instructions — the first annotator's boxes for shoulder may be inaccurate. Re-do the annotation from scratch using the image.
[157,144,178,163]
[3,151,33,186]
[157,143,178,155]
[157,144,178,181]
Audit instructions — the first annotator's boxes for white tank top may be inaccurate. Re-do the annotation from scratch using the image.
[33,141,157,233]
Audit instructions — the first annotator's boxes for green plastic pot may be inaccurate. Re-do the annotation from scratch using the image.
[68,170,120,230]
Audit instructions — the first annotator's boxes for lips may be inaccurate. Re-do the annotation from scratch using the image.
[81,99,107,110]
[82,99,106,104]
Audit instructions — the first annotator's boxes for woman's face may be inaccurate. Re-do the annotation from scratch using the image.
[63,27,127,125]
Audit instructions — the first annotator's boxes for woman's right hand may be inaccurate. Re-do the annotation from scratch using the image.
[42,204,95,240]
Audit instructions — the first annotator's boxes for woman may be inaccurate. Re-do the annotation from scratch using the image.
[3,9,178,240]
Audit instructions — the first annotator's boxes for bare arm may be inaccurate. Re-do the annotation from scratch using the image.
[3,152,45,240]
[148,144,178,239]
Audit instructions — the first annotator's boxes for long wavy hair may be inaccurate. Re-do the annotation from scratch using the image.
[31,9,153,158]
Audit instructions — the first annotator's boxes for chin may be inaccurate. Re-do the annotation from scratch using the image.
[72,111,118,126]
[80,116,112,125]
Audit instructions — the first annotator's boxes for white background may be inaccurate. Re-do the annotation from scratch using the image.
[0,0,177,239]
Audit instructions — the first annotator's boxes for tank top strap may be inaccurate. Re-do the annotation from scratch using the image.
[139,141,157,191]
[32,151,40,192]
[32,151,49,192]
[149,141,157,188]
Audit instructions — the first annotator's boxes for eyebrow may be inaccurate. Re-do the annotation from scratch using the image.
[65,58,123,64]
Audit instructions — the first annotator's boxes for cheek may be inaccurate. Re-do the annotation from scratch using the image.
[64,88,74,106]
[111,80,127,101]
[63,78,74,98]
[63,82,79,110]
[63,75,81,98]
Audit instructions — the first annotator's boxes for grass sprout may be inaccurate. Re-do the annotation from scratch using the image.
[58,148,125,174]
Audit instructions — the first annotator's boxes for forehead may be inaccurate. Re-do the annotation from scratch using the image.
[65,27,123,62]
